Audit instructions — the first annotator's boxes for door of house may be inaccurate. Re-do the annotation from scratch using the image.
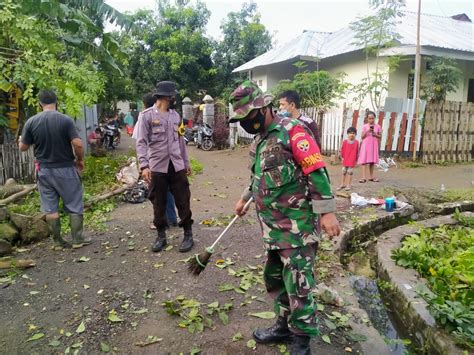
[468,79,474,103]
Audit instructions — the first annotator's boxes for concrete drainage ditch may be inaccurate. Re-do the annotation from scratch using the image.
[332,201,473,354]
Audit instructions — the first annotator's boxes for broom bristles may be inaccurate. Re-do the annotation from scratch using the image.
[187,249,213,276]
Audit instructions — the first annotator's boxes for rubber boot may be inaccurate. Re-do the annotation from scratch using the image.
[46,218,71,249]
[152,229,167,252]
[179,227,194,252]
[290,335,311,355]
[253,317,293,344]
[70,214,92,248]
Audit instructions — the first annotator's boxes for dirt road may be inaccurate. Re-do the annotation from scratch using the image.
[1,138,472,354]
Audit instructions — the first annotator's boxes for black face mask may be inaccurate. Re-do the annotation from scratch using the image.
[240,110,266,134]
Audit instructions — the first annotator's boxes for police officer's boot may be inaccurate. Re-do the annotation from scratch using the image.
[70,214,93,248]
[47,218,71,249]
[253,316,293,344]
[290,335,311,355]
[179,226,194,252]
[152,229,167,252]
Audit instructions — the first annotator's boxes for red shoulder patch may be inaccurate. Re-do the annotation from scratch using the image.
[290,125,325,175]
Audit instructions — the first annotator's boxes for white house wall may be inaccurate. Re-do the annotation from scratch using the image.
[319,52,390,111]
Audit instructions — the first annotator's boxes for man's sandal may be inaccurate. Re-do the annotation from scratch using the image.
[359,179,367,183]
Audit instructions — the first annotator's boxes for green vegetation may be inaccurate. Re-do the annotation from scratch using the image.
[9,153,204,232]
[392,211,474,347]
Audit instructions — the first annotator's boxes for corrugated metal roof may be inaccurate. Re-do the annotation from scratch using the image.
[233,11,474,73]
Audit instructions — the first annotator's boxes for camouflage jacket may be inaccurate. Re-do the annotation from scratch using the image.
[243,115,335,250]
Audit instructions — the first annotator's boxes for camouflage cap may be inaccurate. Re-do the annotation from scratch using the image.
[229,80,267,122]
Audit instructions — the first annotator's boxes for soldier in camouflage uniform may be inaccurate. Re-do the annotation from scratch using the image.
[229,81,340,355]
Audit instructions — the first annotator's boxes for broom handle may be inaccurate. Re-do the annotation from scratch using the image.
[209,197,254,250]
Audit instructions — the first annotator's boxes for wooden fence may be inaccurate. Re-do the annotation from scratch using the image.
[0,143,35,185]
[422,101,473,163]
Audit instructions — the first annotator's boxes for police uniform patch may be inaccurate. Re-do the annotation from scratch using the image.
[297,139,310,152]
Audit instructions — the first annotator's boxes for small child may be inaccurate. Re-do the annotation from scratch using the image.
[358,111,381,183]
[338,127,359,190]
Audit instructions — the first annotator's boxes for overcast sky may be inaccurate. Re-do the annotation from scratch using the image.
[106,0,474,45]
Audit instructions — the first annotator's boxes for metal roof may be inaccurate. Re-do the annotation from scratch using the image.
[233,11,474,73]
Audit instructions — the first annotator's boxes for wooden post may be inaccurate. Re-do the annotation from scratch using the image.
[412,0,422,161]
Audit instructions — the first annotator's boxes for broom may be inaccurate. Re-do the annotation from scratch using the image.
[188,197,254,275]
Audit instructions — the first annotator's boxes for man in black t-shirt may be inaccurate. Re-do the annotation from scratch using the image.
[19,89,92,249]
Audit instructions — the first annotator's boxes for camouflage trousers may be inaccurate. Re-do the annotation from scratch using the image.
[264,244,319,337]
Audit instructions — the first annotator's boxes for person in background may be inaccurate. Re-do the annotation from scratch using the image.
[136,81,194,253]
[132,93,179,230]
[278,90,321,148]
[19,89,92,249]
[358,111,381,183]
[87,126,103,148]
[338,127,359,190]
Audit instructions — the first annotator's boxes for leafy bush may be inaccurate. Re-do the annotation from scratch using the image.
[392,212,474,347]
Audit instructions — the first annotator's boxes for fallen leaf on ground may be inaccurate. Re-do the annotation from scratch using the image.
[321,334,331,344]
[29,291,39,295]
[246,339,256,350]
[132,308,148,314]
[345,347,353,352]
[75,321,85,334]
[101,342,111,353]
[83,284,90,289]
[26,333,45,342]
[134,335,163,347]
[248,311,276,319]
[232,332,243,341]
[108,309,123,323]
[49,339,61,347]
[164,245,173,251]
[153,263,164,268]
[78,256,90,262]
[190,346,201,354]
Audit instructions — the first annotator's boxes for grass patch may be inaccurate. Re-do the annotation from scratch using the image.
[9,153,205,233]
[392,211,474,348]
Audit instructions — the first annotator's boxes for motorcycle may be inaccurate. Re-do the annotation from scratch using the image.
[101,123,120,150]
[184,127,196,145]
[195,123,214,151]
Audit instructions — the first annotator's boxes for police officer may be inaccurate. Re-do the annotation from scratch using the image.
[136,81,194,253]
[230,81,340,355]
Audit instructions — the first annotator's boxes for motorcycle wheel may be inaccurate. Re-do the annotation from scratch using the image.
[201,139,213,151]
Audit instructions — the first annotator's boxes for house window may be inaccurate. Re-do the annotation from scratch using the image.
[258,80,263,87]
[468,79,474,103]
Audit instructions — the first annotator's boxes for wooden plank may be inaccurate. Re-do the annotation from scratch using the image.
[391,112,403,152]
[377,111,384,127]
[397,113,408,153]
[380,111,390,151]
[385,112,397,151]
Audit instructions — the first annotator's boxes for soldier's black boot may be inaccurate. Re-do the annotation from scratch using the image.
[253,317,293,344]
[152,229,167,252]
[179,227,194,252]
[290,335,311,355]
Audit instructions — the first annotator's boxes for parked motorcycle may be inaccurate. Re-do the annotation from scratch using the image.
[101,123,120,150]
[195,123,214,151]
[184,127,196,145]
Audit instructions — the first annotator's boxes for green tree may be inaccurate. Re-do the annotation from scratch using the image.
[272,62,347,113]
[0,0,131,119]
[117,1,217,101]
[421,57,462,102]
[214,2,272,98]
[349,0,405,111]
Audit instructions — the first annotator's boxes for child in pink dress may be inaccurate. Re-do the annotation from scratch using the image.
[338,127,359,190]
[358,111,381,183]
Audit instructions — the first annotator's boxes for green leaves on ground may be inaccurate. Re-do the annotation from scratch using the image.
[108,309,123,323]
[135,336,163,347]
[162,296,233,334]
[26,333,45,342]
[392,215,474,347]
[246,339,257,350]
[248,311,276,319]
[75,321,85,334]
[232,332,243,341]
[321,334,331,344]
[100,342,111,353]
